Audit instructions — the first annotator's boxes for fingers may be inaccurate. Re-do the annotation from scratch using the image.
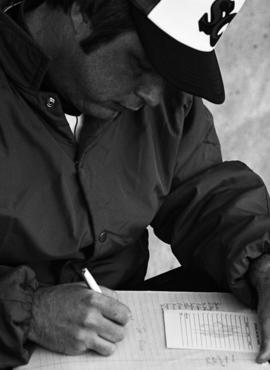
[77,289,131,356]
[83,304,125,357]
[83,306,126,343]
[98,317,126,343]
[102,300,131,325]
[257,340,270,363]
[257,317,270,363]
[89,335,117,356]
[89,291,131,326]
[72,307,126,356]
[81,291,130,347]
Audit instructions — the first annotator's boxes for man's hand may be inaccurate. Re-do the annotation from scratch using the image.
[28,283,131,356]
[249,254,270,363]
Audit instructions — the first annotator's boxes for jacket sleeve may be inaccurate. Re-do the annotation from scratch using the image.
[0,265,38,369]
[151,97,270,308]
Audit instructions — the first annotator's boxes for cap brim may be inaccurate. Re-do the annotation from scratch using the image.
[131,4,225,104]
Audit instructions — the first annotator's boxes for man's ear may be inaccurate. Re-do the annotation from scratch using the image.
[70,2,92,41]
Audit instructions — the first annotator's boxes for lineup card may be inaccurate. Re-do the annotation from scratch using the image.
[163,310,261,352]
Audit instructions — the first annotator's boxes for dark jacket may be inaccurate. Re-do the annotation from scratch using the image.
[1,3,270,369]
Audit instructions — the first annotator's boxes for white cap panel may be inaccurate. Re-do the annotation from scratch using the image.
[148,0,245,52]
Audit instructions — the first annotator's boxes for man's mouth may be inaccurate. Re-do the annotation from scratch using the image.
[123,103,145,111]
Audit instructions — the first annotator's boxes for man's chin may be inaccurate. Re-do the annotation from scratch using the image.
[81,105,121,121]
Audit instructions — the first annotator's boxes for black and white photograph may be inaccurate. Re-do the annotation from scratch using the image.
[0,0,270,369]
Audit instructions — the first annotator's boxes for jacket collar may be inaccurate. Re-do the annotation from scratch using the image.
[0,0,50,90]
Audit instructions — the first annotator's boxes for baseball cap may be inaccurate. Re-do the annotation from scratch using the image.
[130,0,246,104]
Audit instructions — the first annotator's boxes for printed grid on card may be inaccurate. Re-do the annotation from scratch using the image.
[163,310,261,352]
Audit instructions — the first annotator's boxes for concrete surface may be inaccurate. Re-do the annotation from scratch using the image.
[146,0,270,279]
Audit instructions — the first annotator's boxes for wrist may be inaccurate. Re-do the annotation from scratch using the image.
[27,287,46,343]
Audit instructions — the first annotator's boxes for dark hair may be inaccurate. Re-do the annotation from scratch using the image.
[45,0,134,53]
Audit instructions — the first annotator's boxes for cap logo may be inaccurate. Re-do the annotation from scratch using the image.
[199,0,236,47]
[134,0,246,52]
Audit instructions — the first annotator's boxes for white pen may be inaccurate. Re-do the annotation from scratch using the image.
[81,267,102,293]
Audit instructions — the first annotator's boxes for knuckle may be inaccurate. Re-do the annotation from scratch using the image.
[86,316,98,331]
[81,310,91,327]
[83,290,101,309]
[82,307,100,328]
[86,291,98,306]
[81,311,91,327]
[74,328,86,343]
[66,332,87,355]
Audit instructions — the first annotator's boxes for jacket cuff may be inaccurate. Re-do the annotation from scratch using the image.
[0,265,39,368]
[226,233,270,309]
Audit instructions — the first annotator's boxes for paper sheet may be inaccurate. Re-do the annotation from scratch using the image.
[16,291,267,370]
[164,310,261,352]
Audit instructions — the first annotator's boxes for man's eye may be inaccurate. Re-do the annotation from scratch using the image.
[130,51,152,73]
[136,57,153,72]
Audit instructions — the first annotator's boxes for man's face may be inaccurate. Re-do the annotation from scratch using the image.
[50,30,164,120]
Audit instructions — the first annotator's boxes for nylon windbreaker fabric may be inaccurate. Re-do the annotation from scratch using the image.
[1,4,270,369]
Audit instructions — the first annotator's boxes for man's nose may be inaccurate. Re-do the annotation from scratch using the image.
[135,74,164,107]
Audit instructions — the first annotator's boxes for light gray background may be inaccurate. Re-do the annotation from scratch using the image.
[146,0,270,279]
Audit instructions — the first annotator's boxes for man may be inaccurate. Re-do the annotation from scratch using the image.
[1,0,270,368]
